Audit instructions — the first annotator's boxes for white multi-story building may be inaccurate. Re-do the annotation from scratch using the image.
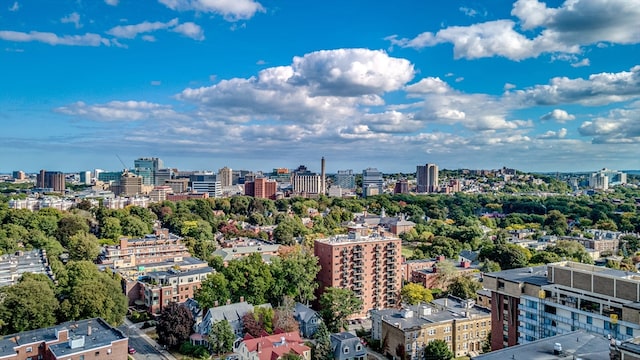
[589,168,627,190]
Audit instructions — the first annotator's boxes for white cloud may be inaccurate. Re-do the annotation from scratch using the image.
[405,77,451,94]
[459,6,479,17]
[288,49,415,96]
[55,100,184,121]
[0,30,110,46]
[571,58,590,68]
[455,77,464,83]
[104,0,119,5]
[158,0,265,21]
[540,109,575,123]
[61,12,82,29]
[388,0,640,61]
[578,103,640,143]
[504,83,516,90]
[538,128,568,139]
[507,65,640,106]
[141,35,156,42]
[107,18,179,39]
[8,2,19,11]
[172,22,204,40]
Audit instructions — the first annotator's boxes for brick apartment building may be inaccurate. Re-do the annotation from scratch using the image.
[314,233,402,318]
[371,296,491,359]
[0,318,127,360]
[483,261,640,351]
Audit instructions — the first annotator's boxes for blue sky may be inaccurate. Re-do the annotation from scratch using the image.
[2,0,640,174]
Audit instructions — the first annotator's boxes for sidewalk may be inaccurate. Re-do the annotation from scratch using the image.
[125,319,178,360]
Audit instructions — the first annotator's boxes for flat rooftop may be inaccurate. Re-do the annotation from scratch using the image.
[472,330,610,360]
[316,233,400,244]
[0,318,126,358]
[483,265,550,286]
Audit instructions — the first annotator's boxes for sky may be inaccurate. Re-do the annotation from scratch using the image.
[1,0,640,174]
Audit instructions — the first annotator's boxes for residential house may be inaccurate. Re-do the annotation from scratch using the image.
[197,301,272,338]
[235,331,311,360]
[330,332,366,360]
[293,303,322,338]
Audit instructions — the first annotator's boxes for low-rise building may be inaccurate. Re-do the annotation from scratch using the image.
[330,332,366,360]
[140,266,213,314]
[0,318,127,360]
[294,302,323,338]
[371,296,491,359]
[99,228,190,269]
[0,249,53,287]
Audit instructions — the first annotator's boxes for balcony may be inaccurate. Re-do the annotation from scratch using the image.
[386,251,396,257]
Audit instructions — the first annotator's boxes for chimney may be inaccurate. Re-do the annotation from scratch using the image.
[226,299,231,305]
[257,342,262,353]
[240,296,245,303]
[214,300,219,307]
[87,321,92,336]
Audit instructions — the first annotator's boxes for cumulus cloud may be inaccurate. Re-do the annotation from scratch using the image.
[578,104,640,143]
[459,6,483,17]
[388,0,640,61]
[172,22,204,40]
[61,12,82,29]
[55,100,184,121]
[158,0,264,21]
[538,128,568,139]
[540,109,575,123]
[0,30,110,46]
[8,2,19,11]
[288,49,414,96]
[507,65,640,106]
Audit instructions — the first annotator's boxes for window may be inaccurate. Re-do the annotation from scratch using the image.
[587,316,592,324]
[428,329,436,335]
[343,347,349,354]
[107,349,112,354]
[95,351,100,356]
[627,327,634,336]
[26,347,32,353]
[356,344,362,351]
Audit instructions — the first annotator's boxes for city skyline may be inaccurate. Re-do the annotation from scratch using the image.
[2,0,640,173]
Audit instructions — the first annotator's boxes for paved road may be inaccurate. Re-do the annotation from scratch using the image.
[118,320,177,360]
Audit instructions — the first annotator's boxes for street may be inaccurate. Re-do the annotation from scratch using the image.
[118,320,177,360]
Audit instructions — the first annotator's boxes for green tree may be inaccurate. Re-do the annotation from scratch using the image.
[195,272,231,310]
[224,253,274,304]
[156,302,194,349]
[319,287,363,332]
[121,215,150,237]
[548,240,594,264]
[67,232,100,261]
[56,215,90,246]
[0,275,59,334]
[99,216,122,241]
[544,210,568,235]
[424,339,453,360]
[400,283,433,305]
[209,320,235,355]
[313,322,333,360]
[270,246,320,304]
[447,275,482,300]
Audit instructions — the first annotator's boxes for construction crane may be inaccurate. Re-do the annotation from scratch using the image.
[116,154,130,173]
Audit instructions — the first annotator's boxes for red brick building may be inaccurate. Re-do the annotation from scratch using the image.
[314,233,402,317]
[0,318,127,360]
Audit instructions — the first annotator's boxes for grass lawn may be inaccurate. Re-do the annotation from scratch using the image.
[401,242,417,258]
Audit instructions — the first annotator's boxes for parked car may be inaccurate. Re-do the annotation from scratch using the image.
[128,347,136,354]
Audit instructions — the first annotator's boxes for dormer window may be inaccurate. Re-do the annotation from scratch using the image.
[356,344,362,351]
[343,347,349,354]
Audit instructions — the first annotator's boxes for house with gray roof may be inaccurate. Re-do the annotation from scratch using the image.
[330,332,366,360]
[293,302,322,338]
[197,301,272,338]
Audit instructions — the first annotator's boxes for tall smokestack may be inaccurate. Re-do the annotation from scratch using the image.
[321,157,326,195]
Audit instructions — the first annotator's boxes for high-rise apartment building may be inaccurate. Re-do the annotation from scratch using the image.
[362,168,383,197]
[36,170,65,192]
[134,157,164,185]
[218,166,233,187]
[154,168,173,186]
[483,261,640,351]
[79,170,92,185]
[416,163,439,193]
[12,170,25,180]
[335,170,356,190]
[589,168,627,190]
[314,233,401,318]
